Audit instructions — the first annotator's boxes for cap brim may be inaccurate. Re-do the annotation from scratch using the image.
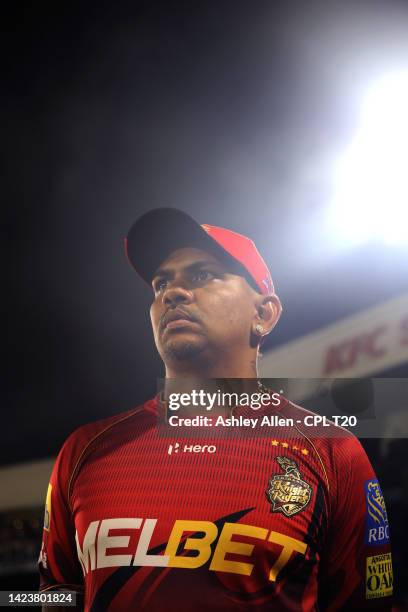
[125,208,256,289]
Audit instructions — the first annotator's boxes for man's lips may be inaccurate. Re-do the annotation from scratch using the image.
[161,309,200,332]
[165,318,199,331]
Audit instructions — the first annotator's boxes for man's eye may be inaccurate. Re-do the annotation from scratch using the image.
[155,279,168,292]
[193,270,213,282]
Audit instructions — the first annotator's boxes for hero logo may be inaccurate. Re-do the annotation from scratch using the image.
[75,518,307,581]
[168,443,216,454]
[365,480,390,546]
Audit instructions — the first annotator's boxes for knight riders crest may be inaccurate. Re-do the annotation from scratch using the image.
[266,456,312,517]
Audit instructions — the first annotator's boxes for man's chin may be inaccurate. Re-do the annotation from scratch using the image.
[161,337,205,362]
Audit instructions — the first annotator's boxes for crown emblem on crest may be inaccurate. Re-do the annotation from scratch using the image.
[266,457,312,517]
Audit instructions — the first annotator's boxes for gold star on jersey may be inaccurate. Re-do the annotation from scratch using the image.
[266,456,312,517]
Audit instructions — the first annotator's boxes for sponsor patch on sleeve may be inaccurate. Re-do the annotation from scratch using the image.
[43,483,52,531]
[366,553,393,599]
[364,479,390,545]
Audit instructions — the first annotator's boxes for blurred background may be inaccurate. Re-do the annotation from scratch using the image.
[3,0,408,608]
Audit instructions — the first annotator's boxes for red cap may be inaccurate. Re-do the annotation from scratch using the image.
[200,224,275,295]
[125,208,278,299]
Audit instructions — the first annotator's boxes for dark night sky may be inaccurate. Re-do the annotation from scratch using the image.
[4,1,408,465]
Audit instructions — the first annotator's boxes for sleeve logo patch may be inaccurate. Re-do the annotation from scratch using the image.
[43,483,52,531]
[364,479,390,545]
[366,553,393,599]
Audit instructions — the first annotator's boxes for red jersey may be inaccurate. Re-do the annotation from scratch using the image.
[38,395,393,611]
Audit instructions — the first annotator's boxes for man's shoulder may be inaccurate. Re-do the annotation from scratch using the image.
[55,397,158,474]
[282,400,374,499]
[283,399,367,467]
[70,400,154,443]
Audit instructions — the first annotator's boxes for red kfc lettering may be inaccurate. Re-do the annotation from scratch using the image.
[324,344,345,375]
[324,339,356,374]
[323,326,387,374]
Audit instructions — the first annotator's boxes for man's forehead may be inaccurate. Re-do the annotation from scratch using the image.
[153,247,226,276]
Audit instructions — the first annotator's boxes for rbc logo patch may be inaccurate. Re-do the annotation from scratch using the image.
[365,479,390,546]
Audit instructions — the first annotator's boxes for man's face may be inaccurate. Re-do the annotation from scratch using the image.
[150,247,260,366]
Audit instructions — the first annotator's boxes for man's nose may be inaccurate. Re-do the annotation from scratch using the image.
[163,283,194,306]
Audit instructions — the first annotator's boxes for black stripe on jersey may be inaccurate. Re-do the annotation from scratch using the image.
[223,482,328,607]
[279,482,327,607]
[89,508,255,612]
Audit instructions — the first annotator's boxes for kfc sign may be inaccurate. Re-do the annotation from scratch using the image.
[323,316,408,376]
[261,294,408,378]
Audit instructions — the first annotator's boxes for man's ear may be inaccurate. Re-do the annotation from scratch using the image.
[255,294,282,335]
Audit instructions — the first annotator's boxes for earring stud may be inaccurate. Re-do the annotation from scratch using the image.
[255,324,264,335]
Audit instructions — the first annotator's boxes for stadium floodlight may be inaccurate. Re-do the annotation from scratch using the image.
[329,72,408,246]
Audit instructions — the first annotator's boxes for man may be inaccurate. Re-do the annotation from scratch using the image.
[39,208,393,610]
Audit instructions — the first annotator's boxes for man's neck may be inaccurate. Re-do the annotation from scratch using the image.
[161,352,264,416]
[165,354,258,379]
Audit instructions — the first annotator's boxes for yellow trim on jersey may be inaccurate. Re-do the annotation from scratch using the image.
[293,423,330,494]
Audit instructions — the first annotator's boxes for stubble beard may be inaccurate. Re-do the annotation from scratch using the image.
[161,336,206,363]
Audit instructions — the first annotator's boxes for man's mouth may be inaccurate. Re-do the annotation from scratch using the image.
[165,318,198,331]
[161,309,200,332]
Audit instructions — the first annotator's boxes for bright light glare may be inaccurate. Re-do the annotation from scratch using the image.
[330,72,408,245]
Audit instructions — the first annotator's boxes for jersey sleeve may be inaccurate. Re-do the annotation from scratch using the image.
[318,434,393,610]
[38,434,84,593]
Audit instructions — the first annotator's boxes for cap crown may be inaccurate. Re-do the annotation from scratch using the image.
[201,224,274,295]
